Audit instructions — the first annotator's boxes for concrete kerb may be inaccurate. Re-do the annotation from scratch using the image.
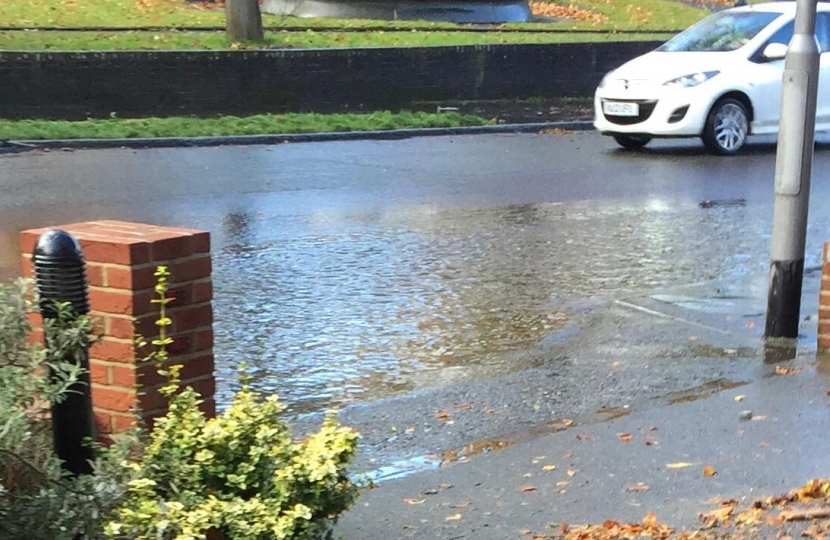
[0,120,593,153]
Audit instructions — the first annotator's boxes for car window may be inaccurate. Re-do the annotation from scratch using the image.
[818,13,830,52]
[658,11,782,52]
[766,20,794,48]
[754,14,830,60]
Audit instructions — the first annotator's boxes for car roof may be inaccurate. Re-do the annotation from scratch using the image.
[728,1,830,15]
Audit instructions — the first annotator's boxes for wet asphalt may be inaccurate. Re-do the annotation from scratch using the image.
[3,131,830,536]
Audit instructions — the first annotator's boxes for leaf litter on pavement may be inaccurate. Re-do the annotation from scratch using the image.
[534,478,830,539]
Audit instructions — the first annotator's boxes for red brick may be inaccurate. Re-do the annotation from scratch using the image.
[192,329,214,352]
[188,376,216,400]
[85,263,105,287]
[171,304,213,333]
[91,221,148,234]
[181,355,215,381]
[20,230,42,256]
[20,256,34,279]
[112,413,140,432]
[136,363,167,388]
[94,411,113,434]
[90,338,136,363]
[88,289,134,315]
[167,283,193,306]
[819,335,830,351]
[192,280,213,304]
[28,328,44,346]
[818,321,830,336]
[27,312,42,330]
[105,265,156,291]
[173,256,212,282]
[138,388,168,413]
[199,397,216,418]
[192,232,211,255]
[148,234,194,262]
[90,362,108,385]
[111,313,158,342]
[92,386,137,413]
[167,334,192,356]
[824,242,830,263]
[109,364,138,387]
[78,238,149,266]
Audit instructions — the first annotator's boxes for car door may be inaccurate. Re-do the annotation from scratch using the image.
[747,20,793,133]
[815,12,830,127]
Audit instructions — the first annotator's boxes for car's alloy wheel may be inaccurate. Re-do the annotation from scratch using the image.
[702,98,749,155]
[613,134,652,150]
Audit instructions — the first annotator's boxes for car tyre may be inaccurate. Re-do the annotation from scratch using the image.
[702,98,749,156]
[613,134,652,150]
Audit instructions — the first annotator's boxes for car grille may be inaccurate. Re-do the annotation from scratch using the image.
[602,100,657,126]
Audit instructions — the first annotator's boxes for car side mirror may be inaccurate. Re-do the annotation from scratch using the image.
[762,42,788,61]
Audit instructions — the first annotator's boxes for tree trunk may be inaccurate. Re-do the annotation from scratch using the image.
[225,0,264,42]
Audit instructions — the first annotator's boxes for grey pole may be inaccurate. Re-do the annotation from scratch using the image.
[765,0,820,339]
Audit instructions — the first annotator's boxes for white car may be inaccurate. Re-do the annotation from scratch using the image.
[594,2,830,155]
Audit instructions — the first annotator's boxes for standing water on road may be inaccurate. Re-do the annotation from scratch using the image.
[211,198,794,414]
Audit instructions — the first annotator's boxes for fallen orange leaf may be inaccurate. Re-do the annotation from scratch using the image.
[519,485,537,492]
[617,433,632,442]
[435,411,450,420]
[627,483,650,492]
[703,465,717,477]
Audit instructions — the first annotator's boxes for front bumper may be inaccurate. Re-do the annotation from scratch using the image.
[593,85,714,138]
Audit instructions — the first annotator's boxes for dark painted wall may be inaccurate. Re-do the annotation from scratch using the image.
[0,42,661,119]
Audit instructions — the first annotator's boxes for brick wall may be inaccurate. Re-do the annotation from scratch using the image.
[0,42,661,120]
[20,220,215,438]
[820,242,830,351]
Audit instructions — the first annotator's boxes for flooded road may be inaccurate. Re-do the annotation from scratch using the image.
[3,132,830,416]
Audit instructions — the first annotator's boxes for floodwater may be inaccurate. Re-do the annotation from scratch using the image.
[209,198,819,414]
[3,133,830,416]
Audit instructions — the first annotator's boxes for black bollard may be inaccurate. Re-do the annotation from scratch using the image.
[33,230,95,476]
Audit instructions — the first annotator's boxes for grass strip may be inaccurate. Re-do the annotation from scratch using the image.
[0,111,491,141]
[0,30,672,50]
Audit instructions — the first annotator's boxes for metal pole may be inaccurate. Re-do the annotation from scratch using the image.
[765,0,820,339]
[33,230,95,476]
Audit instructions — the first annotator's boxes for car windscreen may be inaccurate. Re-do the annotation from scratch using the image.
[657,11,782,52]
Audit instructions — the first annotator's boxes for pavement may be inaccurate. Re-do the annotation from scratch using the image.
[333,267,830,539]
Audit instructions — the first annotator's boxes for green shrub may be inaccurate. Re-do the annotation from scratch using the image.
[0,266,362,540]
[0,278,134,540]
[104,266,362,539]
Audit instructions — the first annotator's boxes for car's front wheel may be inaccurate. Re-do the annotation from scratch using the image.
[613,134,652,150]
[702,98,749,155]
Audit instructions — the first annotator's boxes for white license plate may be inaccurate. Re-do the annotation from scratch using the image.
[603,101,639,117]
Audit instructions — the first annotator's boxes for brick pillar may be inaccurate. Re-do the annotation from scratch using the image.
[20,220,215,438]
[820,242,830,351]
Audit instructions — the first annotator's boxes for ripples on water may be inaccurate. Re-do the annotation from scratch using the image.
[212,199,823,414]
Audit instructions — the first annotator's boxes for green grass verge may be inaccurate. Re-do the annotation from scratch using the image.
[0,111,490,140]
[0,0,707,50]
[0,0,706,30]
[0,30,673,50]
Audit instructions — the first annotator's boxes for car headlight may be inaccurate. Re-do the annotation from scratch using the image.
[663,71,720,88]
